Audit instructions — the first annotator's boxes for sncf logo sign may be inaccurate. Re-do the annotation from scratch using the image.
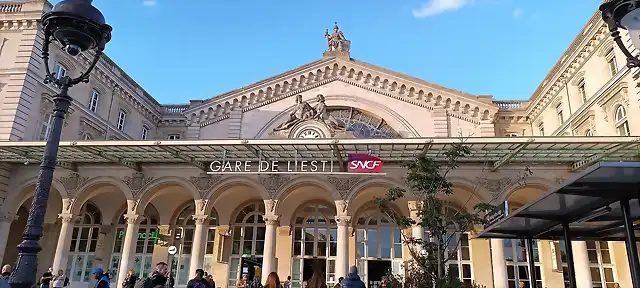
[347,154,384,173]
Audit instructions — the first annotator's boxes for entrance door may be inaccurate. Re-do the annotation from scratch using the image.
[303,259,327,283]
[367,260,391,288]
[241,256,263,282]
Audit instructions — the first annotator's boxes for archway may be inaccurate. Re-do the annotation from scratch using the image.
[2,183,63,276]
[354,205,404,287]
[108,204,160,284]
[170,202,219,286]
[227,202,266,287]
[66,202,102,287]
[290,202,337,286]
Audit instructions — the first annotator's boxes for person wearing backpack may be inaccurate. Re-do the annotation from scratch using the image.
[122,269,138,288]
[134,262,169,288]
[92,268,110,288]
[186,269,211,288]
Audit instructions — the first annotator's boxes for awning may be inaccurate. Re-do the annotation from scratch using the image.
[0,136,639,171]
[477,162,640,241]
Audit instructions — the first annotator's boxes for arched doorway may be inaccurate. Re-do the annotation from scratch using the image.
[109,204,160,284]
[171,203,218,287]
[66,202,102,287]
[291,203,337,287]
[228,202,265,287]
[355,209,404,287]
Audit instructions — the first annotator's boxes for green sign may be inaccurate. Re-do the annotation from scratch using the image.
[117,229,160,243]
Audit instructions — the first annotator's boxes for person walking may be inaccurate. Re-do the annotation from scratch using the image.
[92,268,110,288]
[0,265,11,288]
[186,269,211,288]
[135,262,169,288]
[122,269,138,288]
[263,272,281,288]
[340,266,364,288]
[282,276,292,288]
[40,268,54,288]
[333,277,343,288]
[52,269,68,288]
[306,272,326,288]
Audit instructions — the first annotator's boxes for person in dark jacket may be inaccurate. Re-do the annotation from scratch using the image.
[149,262,169,288]
[186,269,211,288]
[92,268,110,288]
[122,269,138,288]
[340,266,364,288]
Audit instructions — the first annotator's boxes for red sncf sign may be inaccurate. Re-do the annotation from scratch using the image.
[347,154,384,173]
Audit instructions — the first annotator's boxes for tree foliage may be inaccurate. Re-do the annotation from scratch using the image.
[376,142,531,288]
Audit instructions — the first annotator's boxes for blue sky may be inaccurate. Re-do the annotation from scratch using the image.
[53,0,604,104]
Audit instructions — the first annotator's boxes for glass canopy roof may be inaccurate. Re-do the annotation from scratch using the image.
[0,136,638,171]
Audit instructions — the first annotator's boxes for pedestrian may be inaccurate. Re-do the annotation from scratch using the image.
[40,268,54,288]
[92,268,110,288]
[306,272,326,288]
[282,276,292,288]
[340,266,364,288]
[122,269,138,288]
[187,269,211,288]
[205,274,215,288]
[236,274,248,288]
[333,277,343,288]
[135,262,169,288]
[263,272,281,288]
[0,265,11,279]
[52,269,68,288]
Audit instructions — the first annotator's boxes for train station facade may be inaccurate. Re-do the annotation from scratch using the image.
[0,1,639,288]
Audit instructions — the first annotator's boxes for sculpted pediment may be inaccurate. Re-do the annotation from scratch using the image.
[184,57,497,128]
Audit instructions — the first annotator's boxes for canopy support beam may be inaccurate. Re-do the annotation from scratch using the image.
[571,138,640,171]
[157,146,207,171]
[491,138,534,171]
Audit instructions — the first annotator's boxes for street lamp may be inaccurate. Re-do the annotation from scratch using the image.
[600,0,640,67]
[8,0,111,287]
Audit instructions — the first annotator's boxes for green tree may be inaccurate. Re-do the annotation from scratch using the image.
[376,142,531,288]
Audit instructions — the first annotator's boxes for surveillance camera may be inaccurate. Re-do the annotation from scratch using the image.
[64,44,81,57]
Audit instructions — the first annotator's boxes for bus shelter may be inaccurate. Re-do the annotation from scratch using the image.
[477,162,640,288]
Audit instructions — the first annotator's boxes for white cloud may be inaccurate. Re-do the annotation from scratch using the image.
[512,8,522,18]
[142,0,157,7]
[412,0,472,18]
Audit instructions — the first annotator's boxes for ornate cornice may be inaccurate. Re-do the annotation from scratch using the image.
[122,172,154,199]
[184,58,496,128]
[526,12,610,121]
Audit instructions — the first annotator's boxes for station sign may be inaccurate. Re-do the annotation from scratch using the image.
[117,229,161,243]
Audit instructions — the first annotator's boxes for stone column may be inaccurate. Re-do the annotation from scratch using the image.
[490,239,508,288]
[0,211,17,264]
[188,214,209,278]
[52,213,75,273]
[336,215,351,279]
[261,215,279,283]
[572,241,593,288]
[117,214,142,288]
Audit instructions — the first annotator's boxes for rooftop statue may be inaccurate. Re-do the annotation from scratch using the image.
[324,22,349,53]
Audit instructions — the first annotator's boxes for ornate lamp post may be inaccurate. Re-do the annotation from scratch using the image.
[9,1,111,287]
[600,0,640,67]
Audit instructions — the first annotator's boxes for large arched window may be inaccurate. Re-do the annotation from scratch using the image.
[290,203,338,286]
[424,206,473,286]
[110,204,160,283]
[171,204,218,286]
[228,202,265,287]
[67,202,102,285]
[615,106,630,136]
[355,208,403,287]
[328,108,401,138]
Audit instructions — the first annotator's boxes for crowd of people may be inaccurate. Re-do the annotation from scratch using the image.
[0,261,374,288]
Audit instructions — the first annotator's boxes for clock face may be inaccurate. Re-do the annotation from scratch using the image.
[298,128,321,138]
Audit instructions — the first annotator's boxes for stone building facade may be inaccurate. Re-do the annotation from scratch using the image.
[0,1,637,288]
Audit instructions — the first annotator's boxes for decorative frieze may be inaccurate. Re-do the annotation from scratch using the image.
[58,172,89,198]
[189,174,222,198]
[259,175,291,198]
[327,176,361,199]
[122,172,153,199]
[477,177,513,199]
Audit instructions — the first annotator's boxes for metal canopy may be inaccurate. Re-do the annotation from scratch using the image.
[0,136,638,170]
[477,162,640,241]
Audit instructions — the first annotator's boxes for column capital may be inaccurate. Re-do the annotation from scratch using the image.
[123,214,144,225]
[58,213,75,223]
[262,215,279,225]
[335,215,351,226]
[192,214,209,225]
